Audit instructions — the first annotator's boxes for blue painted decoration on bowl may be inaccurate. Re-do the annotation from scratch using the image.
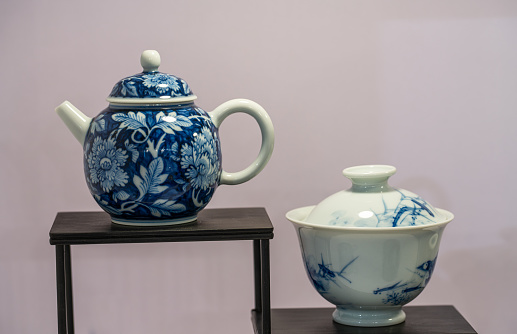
[372,256,437,305]
[287,165,454,327]
[306,165,448,228]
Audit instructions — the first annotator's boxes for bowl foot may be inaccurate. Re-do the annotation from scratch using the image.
[332,305,406,327]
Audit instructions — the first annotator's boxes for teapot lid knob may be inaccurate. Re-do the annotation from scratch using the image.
[140,50,161,72]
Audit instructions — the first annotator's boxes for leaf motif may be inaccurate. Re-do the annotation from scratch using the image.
[173,115,194,127]
[90,118,106,134]
[147,158,169,194]
[121,81,138,97]
[155,112,165,124]
[102,205,123,215]
[170,142,180,162]
[132,150,139,163]
[151,199,186,213]
[97,119,106,131]
[148,206,162,217]
[147,199,186,217]
[115,190,130,201]
[125,140,139,163]
[182,81,190,94]
[113,112,147,130]
[133,158,169,199]
[154,122,180,134]
[133,174,146,199]
[152,185,168,194]
[154,114,193,134]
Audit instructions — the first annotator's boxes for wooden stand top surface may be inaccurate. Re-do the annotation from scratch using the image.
[252,306,477,334]
[49,207,273,245]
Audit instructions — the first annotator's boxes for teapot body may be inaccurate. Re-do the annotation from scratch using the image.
[56,50,275,225]
[83,103,221,225]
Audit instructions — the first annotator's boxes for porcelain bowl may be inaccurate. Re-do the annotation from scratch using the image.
[286,205,453,327]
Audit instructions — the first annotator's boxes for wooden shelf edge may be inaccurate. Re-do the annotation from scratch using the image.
[250,307,477,334]
[49,207,274,245]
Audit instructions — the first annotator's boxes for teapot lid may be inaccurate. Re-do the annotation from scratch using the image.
[304,165,450,228]
[106,50,197,105]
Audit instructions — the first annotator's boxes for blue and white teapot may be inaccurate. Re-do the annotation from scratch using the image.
[56,50,274,226]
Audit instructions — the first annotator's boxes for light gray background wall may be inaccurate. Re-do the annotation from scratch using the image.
[1,1,515,333]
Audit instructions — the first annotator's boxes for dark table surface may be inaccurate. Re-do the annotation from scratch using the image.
[49,207,274,245]
[251,306,477,334]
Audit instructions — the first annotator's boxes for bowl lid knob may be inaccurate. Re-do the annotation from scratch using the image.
[342,165,396,189]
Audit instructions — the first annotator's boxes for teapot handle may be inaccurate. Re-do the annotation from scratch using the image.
[209,99,274,185]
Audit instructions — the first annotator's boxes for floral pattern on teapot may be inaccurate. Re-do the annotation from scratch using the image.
[56,50,274,225]
[83,105,221,223]
[109,72,193,99]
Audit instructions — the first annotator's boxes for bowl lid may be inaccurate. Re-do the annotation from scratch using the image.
[304,165,449,228]
[106,50,197,105]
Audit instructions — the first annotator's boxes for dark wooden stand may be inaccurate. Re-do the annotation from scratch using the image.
[49,208,274,334]
[50,208,477,334]
[255,306,477,333]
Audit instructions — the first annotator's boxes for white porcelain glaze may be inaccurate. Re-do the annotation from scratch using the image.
[286,165,454,327]
[211,99,275,185]
[307,165,448,228]
[55,101,92,146]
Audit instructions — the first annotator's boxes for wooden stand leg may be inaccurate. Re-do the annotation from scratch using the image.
[64,245,75,334]
[260,239,271,334]
[253,240,262,312]
[252,239,271,334]
[55,245,75,334]
[56,245,67,334]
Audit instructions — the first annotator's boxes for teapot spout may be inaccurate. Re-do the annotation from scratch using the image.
[55,101,92,146]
